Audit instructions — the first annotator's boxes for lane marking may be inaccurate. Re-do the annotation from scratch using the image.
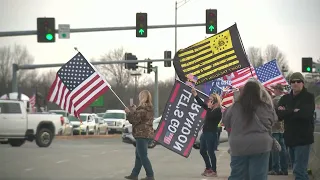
[56,159,69,164]
[24,168,34,172]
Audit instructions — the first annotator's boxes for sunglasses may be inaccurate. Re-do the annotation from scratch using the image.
[290,80,303,84]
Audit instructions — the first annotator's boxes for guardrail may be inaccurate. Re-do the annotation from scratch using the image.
[309,130,320,180]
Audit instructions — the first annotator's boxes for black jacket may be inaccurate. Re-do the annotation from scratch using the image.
[195,95,222,132]
[276,87,315,147]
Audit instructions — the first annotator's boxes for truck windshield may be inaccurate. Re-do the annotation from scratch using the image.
[103,113,125,119]
[68,116,80,121]
[49,111,67,117]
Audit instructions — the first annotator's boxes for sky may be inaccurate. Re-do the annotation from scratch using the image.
[0,0,319,82]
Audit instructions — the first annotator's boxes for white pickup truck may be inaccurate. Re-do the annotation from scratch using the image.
[0,99,63,147]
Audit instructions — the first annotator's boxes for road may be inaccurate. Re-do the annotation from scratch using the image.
[0,136,296,180]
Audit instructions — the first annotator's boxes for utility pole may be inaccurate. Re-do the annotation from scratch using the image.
[153,66,159,118]
[131,73,141,105]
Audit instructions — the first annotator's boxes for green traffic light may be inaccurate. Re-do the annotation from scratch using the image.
[46,33,53,41]
[208,25,215,32]
[306,67,311,72]
[139,29,145,35]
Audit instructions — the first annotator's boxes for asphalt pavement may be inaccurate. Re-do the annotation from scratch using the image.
[0,136,297,180]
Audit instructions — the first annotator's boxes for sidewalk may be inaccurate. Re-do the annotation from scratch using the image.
[214,148,297,180]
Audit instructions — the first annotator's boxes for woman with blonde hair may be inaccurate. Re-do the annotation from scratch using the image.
[222,79,277,180]
[124,90,155,180]
[191,87,222,177]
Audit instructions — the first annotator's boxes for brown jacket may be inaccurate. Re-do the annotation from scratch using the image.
[272,95,284,133]
[127,104,154,139]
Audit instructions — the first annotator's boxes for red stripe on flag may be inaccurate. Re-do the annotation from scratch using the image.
[170,83,180,103]
[200,110,207,119]
[183,137,196,157]
[154,121,166,141]
[47,75,59,101]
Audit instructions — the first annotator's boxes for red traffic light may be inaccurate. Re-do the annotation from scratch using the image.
[209,13,215,17]
[139,16,144,21]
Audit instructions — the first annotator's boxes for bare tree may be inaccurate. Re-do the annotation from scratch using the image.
[246,46,264,67]
[264,44,288,70]
[94,47,144,88]
[0,44,36,95]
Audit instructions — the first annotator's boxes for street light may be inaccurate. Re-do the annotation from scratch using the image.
[131,73,142,104]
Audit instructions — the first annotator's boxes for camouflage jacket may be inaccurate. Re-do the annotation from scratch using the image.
[127,104,154,139]
[272,95,284,133]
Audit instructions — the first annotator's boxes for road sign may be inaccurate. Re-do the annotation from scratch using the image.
[90,95,104,107]
[58,24,70,39]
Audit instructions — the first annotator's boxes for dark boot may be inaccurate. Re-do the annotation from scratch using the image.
[124,175,138,180]
[140,177,155,180]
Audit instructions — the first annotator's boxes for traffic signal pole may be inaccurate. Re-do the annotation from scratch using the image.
[153,66,159,118]
[0,23,205,37]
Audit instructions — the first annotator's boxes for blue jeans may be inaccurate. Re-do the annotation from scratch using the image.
[131,138,154,177]
[288,144,311,180]
[271,133,288,173]
[229,152,270,180]
[200,132,218,172]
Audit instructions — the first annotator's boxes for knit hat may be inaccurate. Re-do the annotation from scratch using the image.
[290,72,305,82]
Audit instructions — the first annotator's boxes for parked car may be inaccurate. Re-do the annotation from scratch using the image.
[103,110,126,133]
[122,116,229,149]
[192,124,229,149]
[93,114,108,135]
[69,114,96,135]
[48,110,73,135]
[122,116,160,148]
[0,99,63,147]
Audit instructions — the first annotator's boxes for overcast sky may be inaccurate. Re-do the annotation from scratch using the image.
[0,0,319,81]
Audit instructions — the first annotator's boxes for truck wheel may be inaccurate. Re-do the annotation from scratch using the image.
[36,128,53,148]
[8,139,25,147]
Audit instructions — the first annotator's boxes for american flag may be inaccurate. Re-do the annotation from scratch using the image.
[186,73,198,87]
[164,131,174,144]
[220,66,257,108]
[225,66,257,88]
[255,59,288,88]
[29,93,36,112]
[47,52,110,118]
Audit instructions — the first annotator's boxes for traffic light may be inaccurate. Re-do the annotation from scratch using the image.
[302,57,313,72]
[164,51,172,67]
[136,13,147,37]
[147,59,153,73]
[206,9,217,34]
[124,53,138,70]
[37,17,55,42]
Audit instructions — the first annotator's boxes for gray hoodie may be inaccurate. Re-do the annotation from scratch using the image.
[222,102,277,156]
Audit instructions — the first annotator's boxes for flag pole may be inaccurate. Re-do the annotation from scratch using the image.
[109,87,127,108]
[74,48,127,109]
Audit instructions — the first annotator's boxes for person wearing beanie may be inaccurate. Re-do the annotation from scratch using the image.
[276,72,315,180]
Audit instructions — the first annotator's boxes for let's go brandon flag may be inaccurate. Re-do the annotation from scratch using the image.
[173,23,250,86]
[154,80,208,158]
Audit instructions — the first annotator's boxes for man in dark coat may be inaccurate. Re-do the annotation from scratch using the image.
[277,72,315,180]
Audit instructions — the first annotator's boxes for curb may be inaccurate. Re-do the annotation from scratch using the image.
[55,134,121,140]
